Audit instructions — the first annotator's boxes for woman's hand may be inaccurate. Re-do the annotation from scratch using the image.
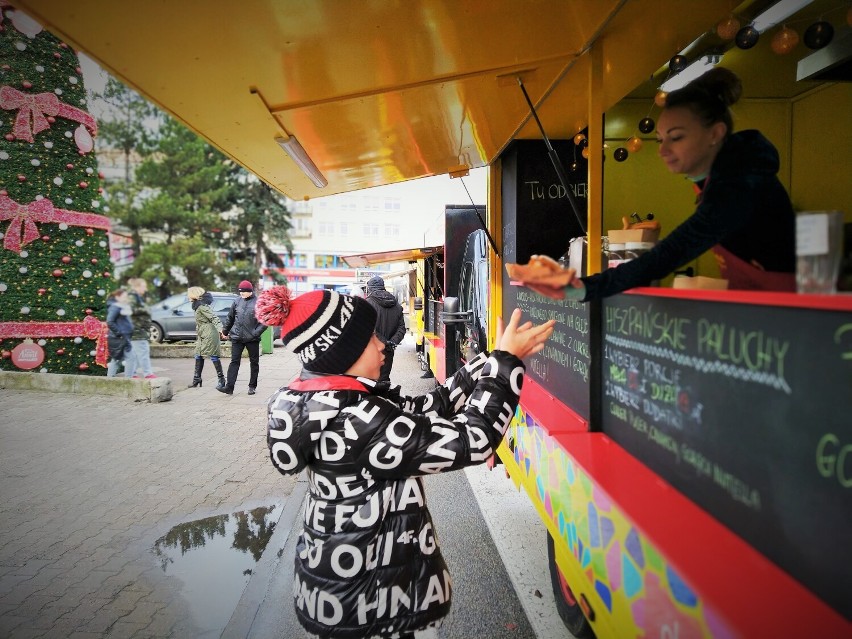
[495,308,556,359]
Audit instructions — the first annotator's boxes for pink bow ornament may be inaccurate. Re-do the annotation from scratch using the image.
[0,86,60,143]
[0,194,55,253]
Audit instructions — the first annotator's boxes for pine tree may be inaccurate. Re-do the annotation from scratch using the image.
[0,6,111,375]
[230,174,293,274]
[90,76,162,258]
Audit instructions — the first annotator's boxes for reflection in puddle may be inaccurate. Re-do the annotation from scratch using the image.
[153,505,279,635]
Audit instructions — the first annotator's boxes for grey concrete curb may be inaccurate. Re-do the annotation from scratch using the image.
[0,370,174,402]
[150,344,272,358]
[222,477,309,639]
[150,343,232,358]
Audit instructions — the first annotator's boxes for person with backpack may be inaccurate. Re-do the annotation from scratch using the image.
[364,275,406,383]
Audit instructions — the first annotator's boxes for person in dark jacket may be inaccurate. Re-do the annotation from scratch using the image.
[364,275,406,383]
[105,289,133,378]
[187,286,226,389]
[217,280,266,395]
[256,285,555,639]
[123,278,156,379]
[521,68,796,301]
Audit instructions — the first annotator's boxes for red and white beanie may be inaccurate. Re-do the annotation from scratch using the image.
[255,286,377,374]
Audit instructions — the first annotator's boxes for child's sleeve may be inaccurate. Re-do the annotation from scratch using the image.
[386,352,490,418]
[266,389,311,476]
[352,350,524,478]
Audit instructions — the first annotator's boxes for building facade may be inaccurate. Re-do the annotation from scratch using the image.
[263,192,430,295]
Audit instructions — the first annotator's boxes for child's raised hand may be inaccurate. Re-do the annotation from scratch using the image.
[496,308,556,359]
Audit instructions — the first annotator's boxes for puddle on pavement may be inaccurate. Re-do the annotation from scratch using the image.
[153,504,280,634]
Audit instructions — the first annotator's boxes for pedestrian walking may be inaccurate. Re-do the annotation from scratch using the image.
[365,275,406,383]
[186,286,226,389]
[256,285,555,639]
[124,278,156,379]
[105,288,133,378]
[217,280,266,395]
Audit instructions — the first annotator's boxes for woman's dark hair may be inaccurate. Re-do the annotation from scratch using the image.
[664,67,742,138]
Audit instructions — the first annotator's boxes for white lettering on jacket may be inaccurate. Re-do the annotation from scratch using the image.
[365,530,395,572]
[420,569,452,609]
[357,584,412,624]
[368,442,402,469]
[294,574,343,624]
[343,399,382,424]
[330,543,363,578]
[318,430,346,461]
[494,401,513,432]
[419,521,436,555]
[466,426,491,462]
[418,425,458,474]
[270,440,299,472]
[297,531,324,569]
[396,478,425,510]
[386,415,416,446]
[304,496,327,533]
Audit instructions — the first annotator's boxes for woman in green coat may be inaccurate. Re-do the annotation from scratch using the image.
[187,286,226,389]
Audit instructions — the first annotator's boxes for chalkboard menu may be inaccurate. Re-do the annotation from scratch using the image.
[601,294,852,619]
[501,139,591,419]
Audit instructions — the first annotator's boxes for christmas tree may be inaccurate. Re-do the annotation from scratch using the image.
[0,4,111,375]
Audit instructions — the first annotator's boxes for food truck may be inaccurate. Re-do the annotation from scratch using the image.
[343,204,490,382]
[14,1,851,635]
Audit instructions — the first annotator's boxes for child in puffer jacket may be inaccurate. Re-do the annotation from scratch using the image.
[256,286,555,639]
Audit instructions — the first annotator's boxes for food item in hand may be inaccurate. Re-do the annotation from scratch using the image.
[505,254,576,287]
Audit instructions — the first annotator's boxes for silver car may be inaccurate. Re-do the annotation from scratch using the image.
[149,293,237,343]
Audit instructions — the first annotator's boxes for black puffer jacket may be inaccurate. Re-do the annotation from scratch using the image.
[266,350,524,638]
[222,294,265,343]
[366,289,406,346]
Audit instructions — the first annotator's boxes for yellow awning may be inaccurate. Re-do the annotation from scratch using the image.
[342,246,443,269]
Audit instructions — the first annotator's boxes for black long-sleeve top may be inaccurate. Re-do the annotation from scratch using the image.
[582,130,795,300]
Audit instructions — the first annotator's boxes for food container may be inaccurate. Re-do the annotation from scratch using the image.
[607,228,660,244]
[624,241,655,260]
[605,242,626,268]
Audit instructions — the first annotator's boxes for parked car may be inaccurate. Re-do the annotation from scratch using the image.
[149,292,283,343]
[149,292,237,343]
[149,292,191,313]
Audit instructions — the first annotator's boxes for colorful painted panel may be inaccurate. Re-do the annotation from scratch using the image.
[507,407,735,639]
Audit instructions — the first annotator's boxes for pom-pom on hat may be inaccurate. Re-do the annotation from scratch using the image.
[255,286,377,374]
[238,280,254,292]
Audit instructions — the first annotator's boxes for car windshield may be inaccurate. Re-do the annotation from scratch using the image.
[152,293,187,310]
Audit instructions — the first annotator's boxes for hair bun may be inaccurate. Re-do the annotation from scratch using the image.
[694,67,742,106]
[255,285,293,326]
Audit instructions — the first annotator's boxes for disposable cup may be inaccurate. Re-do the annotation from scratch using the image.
[796,211,844,294]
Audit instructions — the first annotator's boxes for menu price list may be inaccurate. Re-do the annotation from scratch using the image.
[601,294,852,619]
[510,286,591,420]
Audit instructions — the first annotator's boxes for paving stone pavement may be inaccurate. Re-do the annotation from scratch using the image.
[0,345,309,638]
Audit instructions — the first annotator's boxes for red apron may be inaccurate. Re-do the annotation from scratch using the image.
[711,244,796,291]
[692,179,795,292]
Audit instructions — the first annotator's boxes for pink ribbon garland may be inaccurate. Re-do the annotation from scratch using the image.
[0,194,111,254]
[0,315,109,367]
[0,85,98,143]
